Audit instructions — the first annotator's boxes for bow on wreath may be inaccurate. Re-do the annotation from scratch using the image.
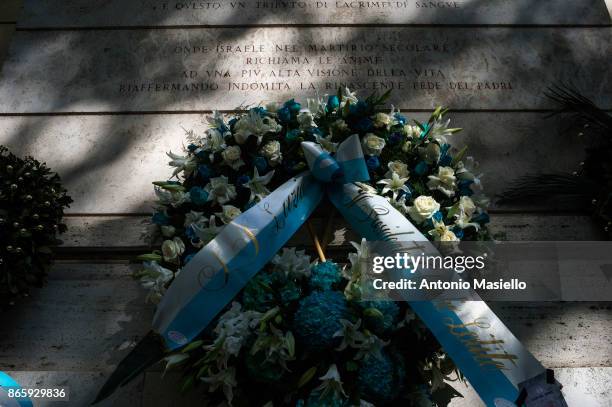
[96,135,567,407]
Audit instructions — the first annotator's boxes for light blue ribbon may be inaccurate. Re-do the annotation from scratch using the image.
[153,134,547,406]
[0,372,33,407]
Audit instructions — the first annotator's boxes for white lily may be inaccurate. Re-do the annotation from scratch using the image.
[233,110,281,145]
[167,151,196,177]
[205,176,237,205]
[154,187,189,208]
[377,172,410,200]
[315,133,339,153]
[314,364,347,398]
[271,247,311,277]
[201,367,238,405]
[245,167,275,202]
[428,219,460,242]
[427,166,457,197]
[192,215,222,245]
[215,205,242,224]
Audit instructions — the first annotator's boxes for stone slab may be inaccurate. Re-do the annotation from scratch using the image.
[0,27,610,113]
[0,263,154,372]
[15,0,612,28]
[0,0,21,22]
[0,112,589,213]
[58,214,605,249]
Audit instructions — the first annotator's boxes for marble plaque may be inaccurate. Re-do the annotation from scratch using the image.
[16,0,612,27]
[0,113,585,213]
[0,27,610,113]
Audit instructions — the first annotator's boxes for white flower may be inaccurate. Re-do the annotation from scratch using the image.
[306,96,327,117]
[250,324,295,370]
[387,195,409,214]
[401,140,412,153]
[233,110,281,145]
[205,176,237,205]
[345,238,369,300]
[184,210,207,228]
[430,117,460,144]
[314,364,347,398]
[372,112,392,129]
[192,215,222,245]
[206,111,229,134]
[265,101,279,113]
[245,167,275,202]
[167,151,196,177]
[138,261,173,303]
[155,187,189,207]
[203,128,225,152]
[161,237,185,262]
[361,133,386,156]
[201,367,238,405]
[260,140,283,167]
[427,166,457,197]
[385,160,410,178]
[418,142,441,164]
[297,109,317,129]
[340,87,358,106]
[315,133,339,153]
[403,124,422,139]
[161,225,176,237]
[450,196,480,230]
[332,119,349,133]
[271,247,311,277]
[221,145,245,170]
[215,205,242,224]
[407,196,440,224]
[377,172,410,200]
[428,219,460,242]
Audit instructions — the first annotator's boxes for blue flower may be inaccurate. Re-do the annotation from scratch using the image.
[284,99,302,115]
[310,261,342,291]
[349,100,369,116]
[458,179,474,196]
[285,128,302,141]
[277,107,291,123]
[358,352,405,404]
[228,117,238,127]
[305,389,345,407]
[388,132,403,145]
[198,164,213,181]
[453,227,465,239]
[472,212,490,225]
[394,112,407,125]
[151,212,169,226]
[254,156,268,173]
[243,271,301,312]
[185,225,198,241]
[187,143,198,152]
[432,210,443,222]
[366,156,380,170]
[327,95,340,111]
[183,253,195,264]
[294,291,350,350]
[237,175,250,186]
[352,117,373,132]
[189,186,209,205]
[359,300,399,333]
[251,106,267,116]
[414,161,428,176]
[439,143,452,166]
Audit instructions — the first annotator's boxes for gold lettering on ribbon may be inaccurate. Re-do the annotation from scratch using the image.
[233,223,260,256]
[444,317,519,371]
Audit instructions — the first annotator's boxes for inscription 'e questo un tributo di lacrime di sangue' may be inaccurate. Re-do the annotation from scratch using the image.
[117,40,513,94]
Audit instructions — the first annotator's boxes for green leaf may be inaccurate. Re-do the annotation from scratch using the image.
[297,367,317,388]
[285,331,295,357]
[363,307,385,320]
[137,253,163,262]
[451,146,468,167]
[346,361,359,372]
[181,340,204,353]
[180,375,195,393]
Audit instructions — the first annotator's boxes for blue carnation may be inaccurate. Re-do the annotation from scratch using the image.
[310,261,342,291]
[189,186,209,205]
[388,132,403,145]
[453,227,465,239]
[432,210,443,222]
[358,352,405,404]
[327,95,340,111]
[151,212,169,226]
[251,106,267,116]
[198,164,213,181]
[243,271,301,312]
[286,128,302,141]
[458,179,474,196]
[187,143,198,152]
[414,161,428,176]
[359,300,400,332]
[472,212,490,225]
[237,175,250,186]
[352,117,373,132]
[284,99,302,115]
[305,389,345,407]
[394,112,407,125]
[277,107,291,123]
[349,100,369,116]
[366,156,380,170]
[294,291,350,350]
[254,156,268,173]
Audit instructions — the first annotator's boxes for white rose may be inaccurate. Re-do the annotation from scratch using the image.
[459,196,476,218]
[407,196,440,223]
[161,237,185,262]
[385,160,410,178]
[297,110,316,129]
[401,140,412,153]
[403,124,422,139]
[266,102,279,113]
[362,133,386,156]
[429,220,460,242]
[221,145,244,170]
[373,112,392,128]
[332,119,348,132]
[440,229,459,242]
[261,140,283,167]
[215,205,242,224]
[161,225,176,237]
[427,166,457,197]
